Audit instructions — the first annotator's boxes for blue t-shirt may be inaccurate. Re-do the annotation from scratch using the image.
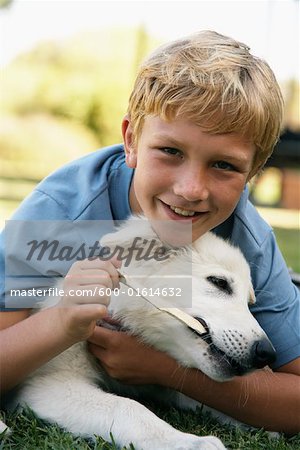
[0,144,299,369]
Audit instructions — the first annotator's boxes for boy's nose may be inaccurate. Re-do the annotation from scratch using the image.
[174,170,209,202]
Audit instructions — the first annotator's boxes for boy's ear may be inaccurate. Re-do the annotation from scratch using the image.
[122,116,137,168]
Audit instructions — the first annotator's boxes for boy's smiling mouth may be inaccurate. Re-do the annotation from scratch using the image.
[159,199,207,221]
[170,205,196,217]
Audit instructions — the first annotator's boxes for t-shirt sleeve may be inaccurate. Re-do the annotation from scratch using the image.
[249,230,300,369]
[0,145,127,311]
[0,189,70,311]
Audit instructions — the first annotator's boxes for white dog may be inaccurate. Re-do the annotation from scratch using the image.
[5,216,276,450]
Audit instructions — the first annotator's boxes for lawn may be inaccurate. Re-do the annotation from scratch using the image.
[273,227,300,274]
[1,406,300,450]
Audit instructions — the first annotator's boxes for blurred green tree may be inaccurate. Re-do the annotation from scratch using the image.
[0,0,13,9]
[1,27,156,147]
[0,27,158,182]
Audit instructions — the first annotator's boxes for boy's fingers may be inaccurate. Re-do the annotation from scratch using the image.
[76,304,108,323]
[108,258,122,287]
[66,258,121,291]
[87,324,121,349]
[82,261,120,289]
[76,293,111,306]
[66,269,119,291]
[76,269,114,285]
[110,255,122,269]
[87,342,106,360]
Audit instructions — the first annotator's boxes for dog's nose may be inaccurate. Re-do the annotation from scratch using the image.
[251,339,276,368]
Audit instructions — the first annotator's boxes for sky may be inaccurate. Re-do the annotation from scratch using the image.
[0,0,299,82]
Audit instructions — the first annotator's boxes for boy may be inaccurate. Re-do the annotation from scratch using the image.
[0,30,299,434]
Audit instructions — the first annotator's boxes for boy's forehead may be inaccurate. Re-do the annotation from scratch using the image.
[141,115,199,136]
[141,115,253,145]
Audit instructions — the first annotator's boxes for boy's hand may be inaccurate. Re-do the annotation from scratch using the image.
[57,258,121,342]
[88,326,180,385]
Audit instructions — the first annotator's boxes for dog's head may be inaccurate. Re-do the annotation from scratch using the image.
[101,216,276,382]
[183,233,276,380]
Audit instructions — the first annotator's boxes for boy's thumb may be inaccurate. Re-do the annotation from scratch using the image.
[110,255,122,268]
[78,304,108,323]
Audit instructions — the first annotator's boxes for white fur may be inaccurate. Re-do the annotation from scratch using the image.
[0,419,10,435]
[6,216,274,450]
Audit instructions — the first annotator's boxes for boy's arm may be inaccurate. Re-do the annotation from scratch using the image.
[0,309,77,392]
[164,356,300,435]
[88,327,300,434]
[0,258,120,393]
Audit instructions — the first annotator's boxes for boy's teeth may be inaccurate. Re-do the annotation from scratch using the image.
[170,206,196,216]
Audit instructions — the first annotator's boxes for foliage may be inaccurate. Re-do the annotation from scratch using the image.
[0,0,13,9]
[1,407,300,450]
[273,227,300,273]
[0,28,157,149]
[0,114,99,179]
[282,79,300,131]
[0,27,158,187]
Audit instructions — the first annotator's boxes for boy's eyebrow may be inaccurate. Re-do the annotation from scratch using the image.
[215,153,251,164]
[152,133,185,148]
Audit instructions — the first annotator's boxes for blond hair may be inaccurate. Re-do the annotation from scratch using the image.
[128,30,284,177]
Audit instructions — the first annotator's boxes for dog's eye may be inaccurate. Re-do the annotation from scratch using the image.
[206,276,232,295]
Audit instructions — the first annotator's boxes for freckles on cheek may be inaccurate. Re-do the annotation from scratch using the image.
[147,164,170,180]
[217,184,244,210]
[228,176,247,194]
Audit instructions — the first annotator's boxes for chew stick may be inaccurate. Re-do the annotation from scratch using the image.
[118,273,207,336]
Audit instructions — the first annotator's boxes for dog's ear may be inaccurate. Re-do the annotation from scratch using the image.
[249,284,256,304]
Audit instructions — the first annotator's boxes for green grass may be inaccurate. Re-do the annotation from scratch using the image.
[1,406,300,450]
[273,227,300,273]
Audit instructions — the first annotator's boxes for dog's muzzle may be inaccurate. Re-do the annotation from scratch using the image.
[212,338,276,376]
[203,331,277,376]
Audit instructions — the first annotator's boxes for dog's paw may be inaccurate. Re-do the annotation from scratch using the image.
[196,436,226,449]
[0,420,11,436]
[175,434,226,450]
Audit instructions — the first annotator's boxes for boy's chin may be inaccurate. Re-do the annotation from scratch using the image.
[149,219,193,247]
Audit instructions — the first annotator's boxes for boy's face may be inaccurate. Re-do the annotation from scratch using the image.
[123,115,255,242]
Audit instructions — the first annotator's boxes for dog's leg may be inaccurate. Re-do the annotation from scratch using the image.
[0,419,10,435]
[17,377,226,450]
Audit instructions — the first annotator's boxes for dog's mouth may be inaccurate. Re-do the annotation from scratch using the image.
[191,318,249,376]
[208,344,250,376]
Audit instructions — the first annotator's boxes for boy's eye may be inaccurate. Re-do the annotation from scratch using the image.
[160,147,183,158]
[213,161,236,171]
